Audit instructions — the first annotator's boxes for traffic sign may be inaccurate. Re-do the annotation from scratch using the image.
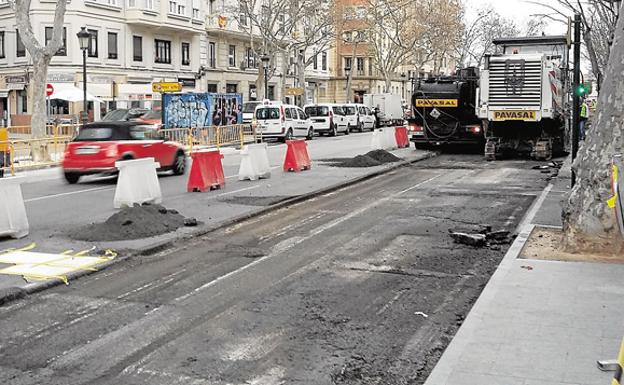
[152,82,182,93]
[46,84,54,97]
[285,87,304,96]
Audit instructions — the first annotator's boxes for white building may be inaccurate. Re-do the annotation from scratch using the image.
[0,0,332,126]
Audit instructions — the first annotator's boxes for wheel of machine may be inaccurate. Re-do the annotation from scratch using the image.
[172,152,186,175]
[64,172,80,184]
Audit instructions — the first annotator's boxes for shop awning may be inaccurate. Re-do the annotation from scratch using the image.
[50,86,104,103]
[119,83,153,95]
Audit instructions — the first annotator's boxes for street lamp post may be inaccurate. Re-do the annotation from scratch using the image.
[261,54,271,100]
[344,65,352,103]
[76,27,90,125]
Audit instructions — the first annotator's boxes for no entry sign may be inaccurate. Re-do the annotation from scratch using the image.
[46,84,54,97]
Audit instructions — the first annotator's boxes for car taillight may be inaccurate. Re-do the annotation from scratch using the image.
[106,145,118,158]
[409,124,423,132]
[467,125,481,134]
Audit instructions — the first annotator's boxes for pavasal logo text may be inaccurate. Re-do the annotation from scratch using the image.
[493,110,537,121]
[415,99,458,108]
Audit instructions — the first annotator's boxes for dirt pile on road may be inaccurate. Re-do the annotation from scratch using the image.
[324,150,402,168]
[72,204,197,241]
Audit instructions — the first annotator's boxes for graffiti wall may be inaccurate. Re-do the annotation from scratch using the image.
[163,93,242,129]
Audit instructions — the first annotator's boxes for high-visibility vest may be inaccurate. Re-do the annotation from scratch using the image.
[581,103,589,119]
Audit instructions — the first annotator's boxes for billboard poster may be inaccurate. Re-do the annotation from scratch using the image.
[163,93,242,129]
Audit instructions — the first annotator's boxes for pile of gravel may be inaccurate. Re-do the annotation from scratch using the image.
[328,150,402,168]
[71,204,197,241]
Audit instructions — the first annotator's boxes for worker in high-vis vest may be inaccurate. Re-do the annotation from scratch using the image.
[580,99,589,141]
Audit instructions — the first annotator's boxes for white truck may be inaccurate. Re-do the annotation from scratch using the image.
[363,93,404,127]
[477,35,571,160]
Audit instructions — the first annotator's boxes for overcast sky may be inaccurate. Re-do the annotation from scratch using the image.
[464,0,573,35]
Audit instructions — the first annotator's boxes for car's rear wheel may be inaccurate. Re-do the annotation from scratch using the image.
[344,125,350,135]
[64,172,80,184]
[172,151,186,175]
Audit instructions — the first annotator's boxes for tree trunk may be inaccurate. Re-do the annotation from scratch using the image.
[31,54,50,138]
[562,4,624,253]
[279,50,288,103]
[297,53,306,107]
[582,27,603,87]
[384,75,392,94]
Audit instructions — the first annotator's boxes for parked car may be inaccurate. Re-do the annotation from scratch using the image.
[101,108,149,122]
[242,101,261,124]
[254,102,314,142]
[303,103,349,136]
[343,103,376,132]
[61,122,186,184]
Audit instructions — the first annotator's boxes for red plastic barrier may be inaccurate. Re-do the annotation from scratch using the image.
[395,126,410,148]
[187,150,225,192]
[283,139,312,172]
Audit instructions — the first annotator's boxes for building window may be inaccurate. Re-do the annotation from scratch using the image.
[16,29,25,57]
[144,0,154,9]
[155,39,171,64]
[0,32,4,59]
[181,42,190,66]
[369,59,373,76]
[226,83,237,93]
[209,42,216,68]
[344,57,352,75]
[246,48,256,68]
[239,2,248,26]
[129,0,136,6]
[356,57,364,76]
[17,90,27,114]
[108,32,117,59]
[208,0,215,13]
[88,29,98,57]
[313,53,318,70]
[45,26,67,56]
[133,35,142,61]
[207,83,217,93]
[322,52,327,71]
[169,1,176,13]
[177,4,185,14]
[192,7,200,18]
[228,45,236,67]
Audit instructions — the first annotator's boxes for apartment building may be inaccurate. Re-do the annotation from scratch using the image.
[0,0,205,125]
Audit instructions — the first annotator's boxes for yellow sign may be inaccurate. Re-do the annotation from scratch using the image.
[152,82,182,93]
[285,87,304,96]
[493,110,537,121]
[415,99,458,108]
[218,15,227,28]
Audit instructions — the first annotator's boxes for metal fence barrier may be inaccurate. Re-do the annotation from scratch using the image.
[0,135,73,176]
[160,124,258,151]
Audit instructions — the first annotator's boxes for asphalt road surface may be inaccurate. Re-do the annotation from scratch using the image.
[0,154,554,385]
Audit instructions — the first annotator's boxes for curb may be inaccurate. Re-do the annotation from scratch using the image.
[0,150,436,306]
[423,181,554,385]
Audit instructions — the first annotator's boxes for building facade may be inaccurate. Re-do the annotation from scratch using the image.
[0,0,331,127]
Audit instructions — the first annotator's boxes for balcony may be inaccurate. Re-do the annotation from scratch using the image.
[126,7,204,33]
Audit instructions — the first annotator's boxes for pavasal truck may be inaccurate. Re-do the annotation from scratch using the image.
[477,35,571,160]
[407,67,483,149]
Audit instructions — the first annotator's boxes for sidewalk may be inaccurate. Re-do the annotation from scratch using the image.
[0,133,433,298]
[425,158,624,385]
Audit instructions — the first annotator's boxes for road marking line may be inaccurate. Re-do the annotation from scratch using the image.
[224,165,281,179]
[516,183,553,232]
[24,186,115,203]
[175,173,443,303]
[205,185,261,199]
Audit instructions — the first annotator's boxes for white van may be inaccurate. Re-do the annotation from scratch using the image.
[303,103,349,136]
[254,102,314,142]
[343,103,376,132]
[242,101,261,124]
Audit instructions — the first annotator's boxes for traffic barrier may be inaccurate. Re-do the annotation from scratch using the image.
[395,126,410,148]
[370,129,383,150]
[238,143,271,181]
[615,338,623,385]
[383,127,397,150]
[187,149,225,192]
[608,155,624,238]
[113,158,162,208]
[0,176,29,238]
[283,139,311,172]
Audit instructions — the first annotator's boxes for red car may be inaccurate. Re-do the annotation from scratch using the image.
[62,122,186,184]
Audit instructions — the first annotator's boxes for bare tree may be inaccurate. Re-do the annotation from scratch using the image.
[530,0,619,87]
[457,5,519,68]
[563,2,624,253]
[12,0,67,141]
[236,0,334,104]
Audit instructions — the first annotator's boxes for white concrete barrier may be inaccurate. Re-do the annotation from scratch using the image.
[370,129,383,150]
[0,177,29,238]
[383,127,397,150]
[114,158,162,209]
[238,143,271,181]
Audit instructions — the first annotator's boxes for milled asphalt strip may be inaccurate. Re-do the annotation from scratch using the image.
[423,182,554,385]
[3,152,435,306]
[173,173,443,303]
